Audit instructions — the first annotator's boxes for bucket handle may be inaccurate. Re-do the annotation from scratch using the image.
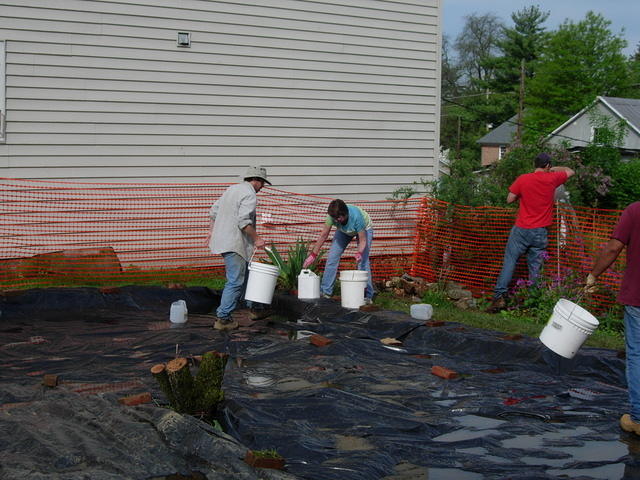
[251,245,283,269]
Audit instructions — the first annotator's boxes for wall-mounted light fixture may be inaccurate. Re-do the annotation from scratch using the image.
[176,32,191,48]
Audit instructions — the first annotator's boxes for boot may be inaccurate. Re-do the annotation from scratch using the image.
[214,317,239,331]
[621,414,640,435]
[486,296,506,314]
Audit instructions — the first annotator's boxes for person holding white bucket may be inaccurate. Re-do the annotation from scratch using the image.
[207,165,271,331]
[587,201,640,435]
[303,199,374,303]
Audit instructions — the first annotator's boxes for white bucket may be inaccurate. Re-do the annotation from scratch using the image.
[298,269,320,299]
[339,270,368,309]
[539,298,599,359]
[169,300,188,324]
[245,261,280,305]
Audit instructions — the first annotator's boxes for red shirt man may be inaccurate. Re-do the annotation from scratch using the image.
[488,153,574,311]
[510,170,570,228]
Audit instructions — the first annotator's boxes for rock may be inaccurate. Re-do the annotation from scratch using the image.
[447,288,472,300]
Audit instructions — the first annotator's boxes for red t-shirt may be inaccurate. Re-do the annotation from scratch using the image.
[612,201,640,306]
[509,171,568,228]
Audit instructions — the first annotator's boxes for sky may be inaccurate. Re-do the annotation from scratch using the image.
[442,0,639,57]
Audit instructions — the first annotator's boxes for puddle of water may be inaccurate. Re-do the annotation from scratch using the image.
[426,467,483,479]
[434,399,457,407]
[457,447,486,455]
[456,446,514,464]
[547,462,626,479]
[502,426,592,449]
[455,414,506,429]
[274,377,315,391]
[520,456,568,467]
[432,429,501,442]
[559,440,627,462]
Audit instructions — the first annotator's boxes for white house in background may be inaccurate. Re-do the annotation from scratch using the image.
[0,0,442,201]
[546,96,640,159]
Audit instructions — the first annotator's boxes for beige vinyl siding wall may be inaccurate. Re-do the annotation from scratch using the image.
[0,0,441,200]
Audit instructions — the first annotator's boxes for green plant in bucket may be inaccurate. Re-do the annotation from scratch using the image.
[266,238,322,291]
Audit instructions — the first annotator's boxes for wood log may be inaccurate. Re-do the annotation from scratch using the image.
[150,363,177,408]
[166,357,194,413]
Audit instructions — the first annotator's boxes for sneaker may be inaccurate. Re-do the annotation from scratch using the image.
[486,296,506,314]
[321,293,332,299]
[364,297,373,305]
[214,317,239,331]
[621,414,640,435]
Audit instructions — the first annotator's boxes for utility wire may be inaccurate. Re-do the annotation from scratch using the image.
[441,96,594,144]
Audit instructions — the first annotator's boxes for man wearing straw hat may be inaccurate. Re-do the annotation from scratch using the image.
[587,201,640,435]
[488,153,574,313]
[207,165,271,331]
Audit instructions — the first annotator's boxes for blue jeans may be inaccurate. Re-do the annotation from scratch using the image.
[625,305,640,422]
[320,229,374,299]
[493,226,548,298]
[216,252,248,319]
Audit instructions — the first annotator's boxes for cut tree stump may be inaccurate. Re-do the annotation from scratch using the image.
[166,357,194,413]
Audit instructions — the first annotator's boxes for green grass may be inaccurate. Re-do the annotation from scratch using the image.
[374,291,625,351]
[5,272,226,291]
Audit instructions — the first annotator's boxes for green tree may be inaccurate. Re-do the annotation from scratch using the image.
[611,160,640,209]
[525,12,631,139]
[481,6,550,123]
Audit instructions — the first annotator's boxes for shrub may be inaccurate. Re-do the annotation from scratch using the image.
[266,239,322,291]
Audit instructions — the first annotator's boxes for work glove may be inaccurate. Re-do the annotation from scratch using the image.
[355,252,363,263]
[303,252,317,268]
[585,273,597,294]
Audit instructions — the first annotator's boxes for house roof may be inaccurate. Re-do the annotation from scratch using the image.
[476,114,518,145]
[601,96,640,134]
[549,96,640,138]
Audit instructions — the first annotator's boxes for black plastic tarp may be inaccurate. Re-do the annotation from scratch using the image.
[1,287,639,480]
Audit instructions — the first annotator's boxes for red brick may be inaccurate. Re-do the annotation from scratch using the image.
[359,304,380,312]
[99,286,120,294]
[425,320,445,327]
[502,334,523,341]
[42,374,60,387]
[310,334,332,347]
[431,365,458,380]
[118,392,152,406]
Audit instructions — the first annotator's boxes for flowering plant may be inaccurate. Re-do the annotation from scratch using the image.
[507,265,585,324]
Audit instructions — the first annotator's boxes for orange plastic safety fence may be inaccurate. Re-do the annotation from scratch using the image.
[410,197,624,312]
[0,178,624,314]
[0,178,422,289]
